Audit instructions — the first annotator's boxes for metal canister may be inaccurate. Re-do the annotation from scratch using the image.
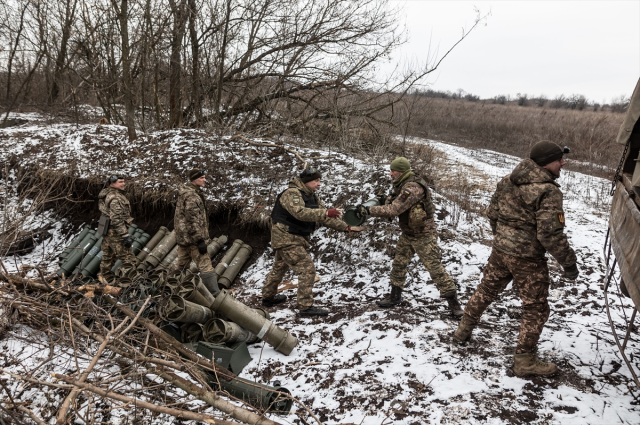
[143,230,176,269]
[137,227,168,261]
[218,244,253,288]
[213,239,243,278]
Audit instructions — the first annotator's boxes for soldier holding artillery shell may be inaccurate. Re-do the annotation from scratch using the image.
[174,169,220,295]
[354,157,463,316]
[263,167,363,317]
[453,141,578,377]
[97,175,137,281]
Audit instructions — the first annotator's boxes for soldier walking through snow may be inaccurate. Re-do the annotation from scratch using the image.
[355,157,463,316]
[453,141,579,377]
[262,167,362,316]
[98,175,136,280]
[174,169,220,295]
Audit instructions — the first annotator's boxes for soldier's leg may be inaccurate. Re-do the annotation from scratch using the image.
[511,259,551,354]
[99,234,116,277]
[115,242,136,265]
[190,245,214,273]
[263,250,289,300]
[188,244,218,295]
[389,234,415,289]
[461,250,513,326]
[413,233,456,298]
[280,246,316,310]
[174,245,192,271]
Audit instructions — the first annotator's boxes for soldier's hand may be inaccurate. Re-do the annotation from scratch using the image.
[354,204,369,218]
[346,225,365,233]
[122,236,133,248]
[197,239,208,255]
[376,194,387,205]
[563,263,579,280]
[326,208,341,218]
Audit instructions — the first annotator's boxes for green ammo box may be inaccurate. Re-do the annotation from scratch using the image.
[186,341,252,374]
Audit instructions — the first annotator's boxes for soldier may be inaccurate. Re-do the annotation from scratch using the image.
[262,167,362,316]
[355,157,463,316]
[453,141,579,377]
[98,175,136,281]
[174,169,220,295]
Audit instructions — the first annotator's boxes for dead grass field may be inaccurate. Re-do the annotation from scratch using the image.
[398,97,626,177]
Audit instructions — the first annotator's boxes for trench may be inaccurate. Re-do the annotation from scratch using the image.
[8,166,271,277]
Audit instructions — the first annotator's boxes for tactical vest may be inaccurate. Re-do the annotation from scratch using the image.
[271,189,319,236]
[393,175,435,227]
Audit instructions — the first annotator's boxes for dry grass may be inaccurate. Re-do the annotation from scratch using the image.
[398,97,625,178]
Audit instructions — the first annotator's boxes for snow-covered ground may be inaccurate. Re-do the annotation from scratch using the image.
[0,123,638,424]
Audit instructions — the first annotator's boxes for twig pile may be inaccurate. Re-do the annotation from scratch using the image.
[0,270,316,425]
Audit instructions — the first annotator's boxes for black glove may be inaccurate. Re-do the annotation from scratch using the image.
[122,236,132,248]
[355,204,370,218]
[376,194,387,205]
[197,239,208,255]
[563,264,579,280]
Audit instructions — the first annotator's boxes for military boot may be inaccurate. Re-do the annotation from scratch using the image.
[453,322,475,343]
[513,352,558,377]
[262,294,287,307]
[445,295,464,317]
[298,306,328,317]
[200,271,220,296]
[377,285,402,308]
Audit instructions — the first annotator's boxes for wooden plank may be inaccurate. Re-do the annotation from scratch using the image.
[621,173,640,208]
[609,181,640,310]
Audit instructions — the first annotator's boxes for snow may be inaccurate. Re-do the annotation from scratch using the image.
[0,123,638,424]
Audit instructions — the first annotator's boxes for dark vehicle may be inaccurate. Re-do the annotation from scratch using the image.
[604,77,640,386]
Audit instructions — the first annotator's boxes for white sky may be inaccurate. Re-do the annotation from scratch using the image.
[387,1,640,104]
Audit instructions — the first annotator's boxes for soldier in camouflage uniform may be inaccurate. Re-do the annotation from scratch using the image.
[263,167,362,316]
[174,169,219,295]
[98,175,136,280]
[453,141,579,377]
[356,157,463,316]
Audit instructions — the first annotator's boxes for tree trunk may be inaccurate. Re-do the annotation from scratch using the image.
[49,0,78,104]
[168,0,189,128]
[113,0,137,141]
[188,0,201,126]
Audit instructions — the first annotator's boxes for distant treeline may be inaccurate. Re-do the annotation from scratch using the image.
[413,89,630,113]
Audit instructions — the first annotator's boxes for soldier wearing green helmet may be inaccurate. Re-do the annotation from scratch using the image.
[355,157,463,316]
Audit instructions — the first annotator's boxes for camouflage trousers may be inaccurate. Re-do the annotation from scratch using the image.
[99,230,136,277]
[390,232,456,298]
[175,244,215,273]
[263,245,316,310]
[462,249,550,354]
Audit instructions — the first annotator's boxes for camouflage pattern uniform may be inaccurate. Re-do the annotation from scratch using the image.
[462,158,577,353]
[263,178,348,310]
[98,187,136,276]
[369,174,457,297]
[174,183,214,273]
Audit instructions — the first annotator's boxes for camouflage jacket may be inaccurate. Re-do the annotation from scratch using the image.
[271,178,348,250]
[174,183,210,246]
[98,187,133,236]
[488,158,577,266]
[369,174,436,235]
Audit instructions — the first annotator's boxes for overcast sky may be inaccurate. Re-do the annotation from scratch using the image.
[386,1,640,104]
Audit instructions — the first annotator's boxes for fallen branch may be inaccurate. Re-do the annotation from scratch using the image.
[56,298,148,424]
[148,366,283,425]
[52,374,238,425]
[76,284,122,297]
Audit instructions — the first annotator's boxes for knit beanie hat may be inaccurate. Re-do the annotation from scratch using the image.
[189,168,205,181]
[530,141,565,166]
[390,157,411,173]
[300,167,322,183]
